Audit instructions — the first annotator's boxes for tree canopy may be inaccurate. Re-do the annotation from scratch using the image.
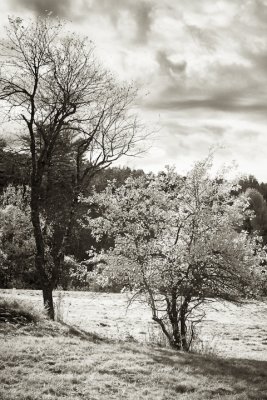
[0,16,145,318]
[85,157,266,350]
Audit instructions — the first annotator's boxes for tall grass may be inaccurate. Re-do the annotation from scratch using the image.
[0,295,47,323]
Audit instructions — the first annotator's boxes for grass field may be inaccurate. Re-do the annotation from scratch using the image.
[1,299,267,399]
[1,289,267,360]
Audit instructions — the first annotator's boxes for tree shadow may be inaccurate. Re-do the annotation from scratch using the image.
[121,343,267,397]
[60,321,112,344]
[151,346,267,391]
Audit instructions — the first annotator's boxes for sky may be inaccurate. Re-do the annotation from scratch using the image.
[1,0,267,181]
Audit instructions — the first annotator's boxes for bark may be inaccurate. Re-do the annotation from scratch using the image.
[180,296,191,351]
[31,185,56,320]
[30,152,56,319]
[52,193,79,286]
[152,315,181,350]
[180,311,188,351]
[42,284,54,320]
[163,293,192,351]
[169,291,182,349]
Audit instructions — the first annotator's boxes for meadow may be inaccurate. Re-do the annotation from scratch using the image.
[1,289,267,360]
[1,290,267,400]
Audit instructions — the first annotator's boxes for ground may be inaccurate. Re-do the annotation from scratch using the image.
[1,289,267,360]
[1,315,267,399]
[0,290,267,400]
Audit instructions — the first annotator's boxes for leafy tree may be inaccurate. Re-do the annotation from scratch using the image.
[0,141,30,193]
[90,166,144,193]
[243,189,267,294]
[242,188,267,245]
[0,185,36,288]
[0,16,144,318]
[239,175,267,203]
[0,144,145,288]
[85,157,265,351]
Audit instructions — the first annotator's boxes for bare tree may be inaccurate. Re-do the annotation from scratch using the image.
[0,16,144,318]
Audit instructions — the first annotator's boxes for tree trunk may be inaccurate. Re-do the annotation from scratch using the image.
[52,194,79,287]
[169,291,182,350]
[31,180,56,320]
[180,312,188,351]
[180,297,190,351]
[43,284,54,320]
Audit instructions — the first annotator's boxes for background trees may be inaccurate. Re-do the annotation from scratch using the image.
[85,157,265,351]
[0,185,35,288]
[0,148,144,290]
[0,16,144,318]
[243,189,267,244]
[0,15,265,344]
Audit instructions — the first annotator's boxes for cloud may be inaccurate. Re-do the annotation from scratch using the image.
[85,0,154,44]
[9,0,154,44]
[185,24,220,52]
[146,96,267,114]
[156,50,187,77]
[144,57,267,114]
[4,0,267,180]
[251,0,267,25]
[10,0,72,17]
[133,2,154,43]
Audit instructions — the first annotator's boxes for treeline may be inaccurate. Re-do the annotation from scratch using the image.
[1,139,267,291]
[239,176,267,245]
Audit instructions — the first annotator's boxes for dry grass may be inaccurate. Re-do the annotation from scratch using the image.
[0,318,267,400]
[0,295,47,327]
[2,289,266,360]
[0,291,267,399]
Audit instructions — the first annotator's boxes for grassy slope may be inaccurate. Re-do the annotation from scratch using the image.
[3,289,267,361]
[1,321,267,400]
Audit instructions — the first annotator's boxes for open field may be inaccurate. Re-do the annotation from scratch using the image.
[1,289,267,361]
[1,312,267,399]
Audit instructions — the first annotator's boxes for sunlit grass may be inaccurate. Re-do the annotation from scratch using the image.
[1,315,267,400]
[1,290,267,361]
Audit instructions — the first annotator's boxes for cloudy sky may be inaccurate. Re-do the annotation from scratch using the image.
[1,0,267,181]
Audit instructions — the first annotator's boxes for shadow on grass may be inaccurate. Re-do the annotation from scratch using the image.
[60,321,111,344]
[154,347,267,379]
[122,343,267,398]
[156,348,267,398]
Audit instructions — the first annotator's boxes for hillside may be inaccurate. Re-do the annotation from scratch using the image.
[1,310,267,399]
